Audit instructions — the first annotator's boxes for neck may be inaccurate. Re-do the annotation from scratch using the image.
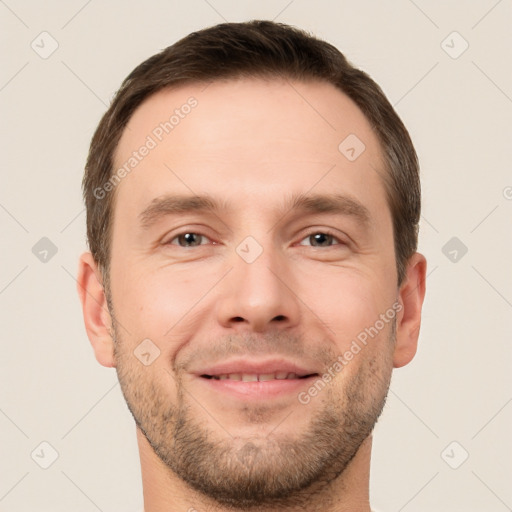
[137,426,373,512]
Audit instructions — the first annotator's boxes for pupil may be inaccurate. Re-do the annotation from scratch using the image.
[181,233,200,246]
[312,233,331,246]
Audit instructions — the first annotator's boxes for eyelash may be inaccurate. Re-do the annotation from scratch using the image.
[164,230,347,248]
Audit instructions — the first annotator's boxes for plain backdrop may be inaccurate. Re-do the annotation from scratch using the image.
[1,1,511,511]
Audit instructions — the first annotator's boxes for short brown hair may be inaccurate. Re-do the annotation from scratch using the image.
[83,20,420,287]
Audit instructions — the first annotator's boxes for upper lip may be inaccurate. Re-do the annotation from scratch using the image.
[193,358,319,377]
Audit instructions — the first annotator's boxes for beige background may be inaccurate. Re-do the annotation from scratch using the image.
[1,1,511,511]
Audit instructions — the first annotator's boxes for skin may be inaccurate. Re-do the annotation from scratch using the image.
[77,77,426,512]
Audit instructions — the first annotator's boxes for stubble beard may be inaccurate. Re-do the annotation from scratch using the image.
[110,309,395,510]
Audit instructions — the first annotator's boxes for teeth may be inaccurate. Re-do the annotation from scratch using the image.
[211,372,303,381]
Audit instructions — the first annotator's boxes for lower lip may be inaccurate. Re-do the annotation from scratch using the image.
[195,376,317,400]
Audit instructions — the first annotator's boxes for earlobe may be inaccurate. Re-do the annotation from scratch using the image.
[76,252,116,368]
[393,252,427,368]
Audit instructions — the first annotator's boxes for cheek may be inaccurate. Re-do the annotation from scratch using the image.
[297,266,397,388]
[296,267,391,342]
[110,261,216,346]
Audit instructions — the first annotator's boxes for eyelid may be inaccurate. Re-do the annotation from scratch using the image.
[296,229,347,247]
[162,225,217,246]
[164,228,348,248]
[166,233,214,246]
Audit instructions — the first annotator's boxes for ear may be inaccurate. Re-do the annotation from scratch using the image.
[76,252,116,368]
[393,252,427,368]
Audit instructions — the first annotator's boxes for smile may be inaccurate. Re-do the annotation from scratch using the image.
[201,372,317,381]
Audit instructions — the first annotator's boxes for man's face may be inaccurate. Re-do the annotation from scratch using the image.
[107,78,401,507]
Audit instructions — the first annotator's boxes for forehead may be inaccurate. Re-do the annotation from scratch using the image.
[112,78,388,220]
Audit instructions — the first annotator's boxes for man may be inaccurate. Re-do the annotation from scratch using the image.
[77,20,426,512]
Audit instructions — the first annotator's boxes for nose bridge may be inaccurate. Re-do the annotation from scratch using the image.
[215,232,300,332]
[237,234,282,297]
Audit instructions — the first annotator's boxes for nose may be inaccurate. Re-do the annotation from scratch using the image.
[215,240,301,333]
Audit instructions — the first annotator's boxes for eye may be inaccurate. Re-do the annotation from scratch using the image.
[166,232,212,247]
[298,231,345,248]
[164,230,345,249]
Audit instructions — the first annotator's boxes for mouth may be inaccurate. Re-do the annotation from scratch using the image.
[191,358,321,400]
[200,372,319,381]
[196,370,320,401]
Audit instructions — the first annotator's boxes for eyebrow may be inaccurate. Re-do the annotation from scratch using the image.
[138,192,371,230]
